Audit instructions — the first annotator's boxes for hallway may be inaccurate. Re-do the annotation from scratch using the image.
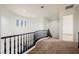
[0,4,79,54]
[28,38,79,54]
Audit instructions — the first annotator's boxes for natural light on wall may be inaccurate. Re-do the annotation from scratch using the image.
[62,15,73,41]
[63,15,73,34]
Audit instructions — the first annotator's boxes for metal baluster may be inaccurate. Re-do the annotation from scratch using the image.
[25,35,27,51]
[24,35,26,52]
[26,35,28,50]
[28,34,29,49]
[33,34,34,46]
[4,38,6,54]
[20,35,22,54]
[14,37,16,54]
[31,34,32,47]
[26,34,27,51]
[9,37,11,54]
[28,34,30,49]
[31,33,33,47]
[34,33,35,46]
[27,34,28,49]
[29,34,31,48]
[30,34,31,48]
[23,35,25,52]
[17,36,19,54]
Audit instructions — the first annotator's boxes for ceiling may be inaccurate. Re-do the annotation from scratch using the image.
[0,4,76,18]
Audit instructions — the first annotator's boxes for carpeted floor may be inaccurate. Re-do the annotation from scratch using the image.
[28,38,79,54]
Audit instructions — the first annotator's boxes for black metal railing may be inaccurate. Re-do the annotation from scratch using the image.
[1,30,52,54]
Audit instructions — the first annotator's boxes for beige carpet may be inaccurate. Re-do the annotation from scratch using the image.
[28,38,79,54]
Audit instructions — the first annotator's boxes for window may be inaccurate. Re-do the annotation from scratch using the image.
[25,21,26,27]
[16,20,19,27]
[21,20,23,27]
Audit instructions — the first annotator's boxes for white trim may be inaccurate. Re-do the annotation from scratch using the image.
[23,45,36,54]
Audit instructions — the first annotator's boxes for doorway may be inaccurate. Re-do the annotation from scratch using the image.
[62,15,73,41]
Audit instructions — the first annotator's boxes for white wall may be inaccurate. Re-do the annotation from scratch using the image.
[28,17,44,32]
[74,5,79,42]
[0,7,44,54]
[0,16,1,53]
[1,16,44,37]
[48,19,59,39]
[62,15,74,41]
[0,7,44,37]
[0,6,1,53]
[43,18,49,30]
[59,5,79,42]
[43,18,59,39]
[63,15,73,34]
[59,7,74,40]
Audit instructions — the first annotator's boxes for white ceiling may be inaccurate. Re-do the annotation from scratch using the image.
[1,4,76,18]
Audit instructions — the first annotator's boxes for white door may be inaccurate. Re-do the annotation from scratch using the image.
[62,15,73,41]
